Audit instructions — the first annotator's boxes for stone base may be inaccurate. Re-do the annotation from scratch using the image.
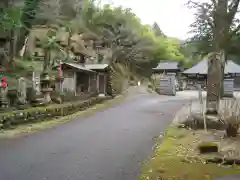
[41,88,53,93]
[205,109,218,116]
[205,115,220,121]
[0,101,9,108]
[222,94,234,98]
[16,104,30,110]
[182,113,225,130]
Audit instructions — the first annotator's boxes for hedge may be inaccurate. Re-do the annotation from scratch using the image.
[0,96,112,129]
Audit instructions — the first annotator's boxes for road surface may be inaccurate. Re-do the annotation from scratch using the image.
[0,87,190,180]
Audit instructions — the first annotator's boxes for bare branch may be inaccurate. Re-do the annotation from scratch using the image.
[211,0,217,7]
[188,1,215,29]
[230,22,240,36]
[228,0,240,22]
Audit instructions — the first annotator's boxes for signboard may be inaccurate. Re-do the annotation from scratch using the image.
[223,78,234,97]
[157,74,176,96]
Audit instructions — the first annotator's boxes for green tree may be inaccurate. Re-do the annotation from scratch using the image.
[188,0,240,116]
[152,22,165,37]
[16,0,42,54]
[0,3,22,66]
[40,29,64,72]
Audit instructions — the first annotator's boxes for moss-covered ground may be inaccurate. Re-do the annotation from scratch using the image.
[139,126,240,180]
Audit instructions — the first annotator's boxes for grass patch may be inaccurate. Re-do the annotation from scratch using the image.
[139,126,240,180]
[0,94,126,139]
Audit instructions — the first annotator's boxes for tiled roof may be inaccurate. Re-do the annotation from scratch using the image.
[152,61,179,70]
[183,59,240,74]
[62,63,95,73]
[85,64,109,70]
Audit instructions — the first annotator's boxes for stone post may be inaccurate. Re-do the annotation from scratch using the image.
[17,77,27,104]
[205,52,223,115]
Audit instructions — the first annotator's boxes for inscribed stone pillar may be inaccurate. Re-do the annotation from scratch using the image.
[32,71,41,94]
[205,52,223,115]
[17,77,27,104]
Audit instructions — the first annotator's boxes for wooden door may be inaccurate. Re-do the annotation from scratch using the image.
[99,74,105,94]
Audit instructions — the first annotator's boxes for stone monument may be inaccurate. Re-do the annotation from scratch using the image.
[17,77,27,105]
[205,51,224,115]
[32,71,41,94]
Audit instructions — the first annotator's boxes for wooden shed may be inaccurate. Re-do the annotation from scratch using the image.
[85,64,109,95]
[60,62,96,96]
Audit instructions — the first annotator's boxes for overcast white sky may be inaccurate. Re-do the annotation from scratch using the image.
[100,0,195,40]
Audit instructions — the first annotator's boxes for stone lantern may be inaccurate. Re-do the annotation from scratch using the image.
[40,72,53,103]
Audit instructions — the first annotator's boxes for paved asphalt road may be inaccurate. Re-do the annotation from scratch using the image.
[0,87,190,180]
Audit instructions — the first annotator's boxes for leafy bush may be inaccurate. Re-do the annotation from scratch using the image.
[108,64,131,96]
[0,96,111,129]
[219,99,240,137]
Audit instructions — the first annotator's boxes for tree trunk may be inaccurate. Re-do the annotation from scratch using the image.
[66,31,72,61]
[8,29,15,67]
[219,52,225,98]
[43,48,51,72]
[15,0,41,54]
[212,0,232,99]
[205,0,240,102]
[205,0,227,114]
[226,124,239,137]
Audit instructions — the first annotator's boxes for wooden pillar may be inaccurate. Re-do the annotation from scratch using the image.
[88,74,91,93]
[73,71,77,96]
[96,74,99,93]
[104,74,106,94]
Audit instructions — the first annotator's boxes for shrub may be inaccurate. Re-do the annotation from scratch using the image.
[0,96,111,129]
[219,99,240,137]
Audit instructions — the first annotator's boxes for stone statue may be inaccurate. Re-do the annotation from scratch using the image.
[0,76,8,108]
[17,77,27,104]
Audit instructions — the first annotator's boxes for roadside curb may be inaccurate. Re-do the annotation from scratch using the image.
[172,99,203,124]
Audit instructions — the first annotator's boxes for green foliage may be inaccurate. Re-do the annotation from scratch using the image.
[0,6,22,30]
[0,96,111,128]
[187,0,240,58]
[0,0,186,78]
[152,37,185,62]
[21,0,41,27]
[179,41,203,68]
[72,2,185,67]
[152,22,165,37]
